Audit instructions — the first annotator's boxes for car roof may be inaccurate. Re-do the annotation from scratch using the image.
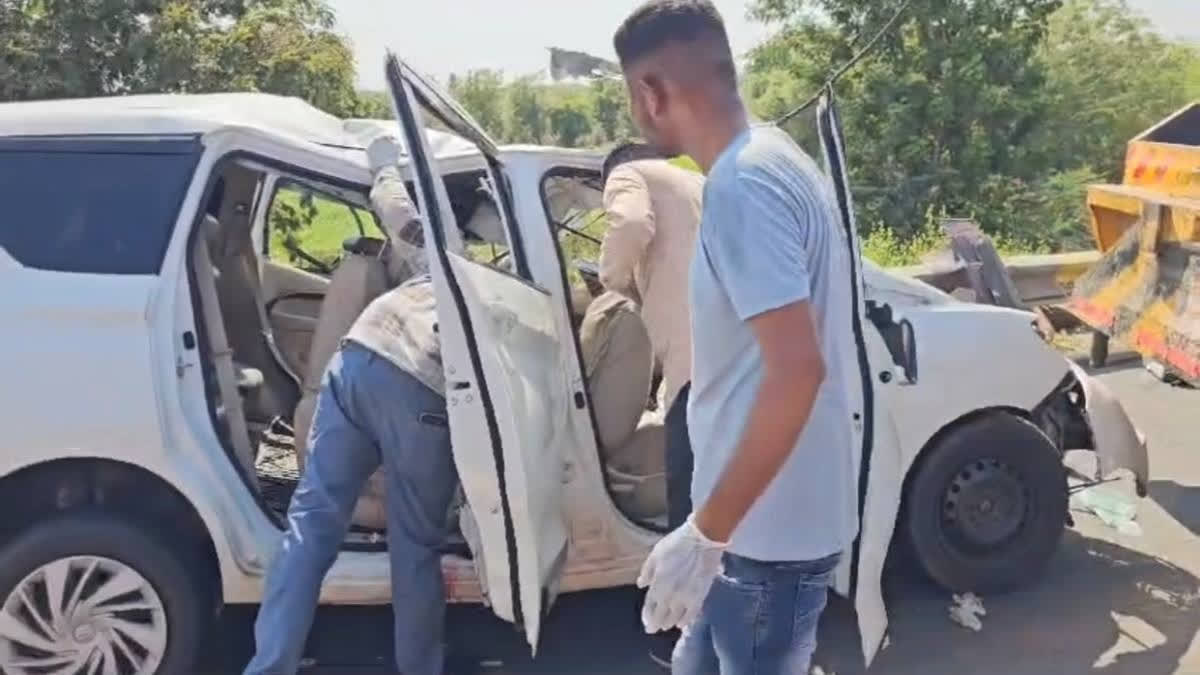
[0,92,480,162]
[0,92,604,180]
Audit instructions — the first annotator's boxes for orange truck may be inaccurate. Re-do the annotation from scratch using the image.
[1069,102,1200,381]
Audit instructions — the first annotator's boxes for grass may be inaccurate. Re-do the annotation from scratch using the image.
[861,221,1049,268]
[267,185,381,273]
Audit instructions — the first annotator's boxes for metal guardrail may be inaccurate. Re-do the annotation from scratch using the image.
[890,250,1101,306]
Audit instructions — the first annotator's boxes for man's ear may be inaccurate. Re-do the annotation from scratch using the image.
[640,73,667,118]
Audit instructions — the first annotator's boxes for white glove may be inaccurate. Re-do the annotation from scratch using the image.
[366,135,402,174]
[636,515,728,634]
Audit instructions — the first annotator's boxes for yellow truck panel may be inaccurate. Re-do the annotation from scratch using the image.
[1070,102,1200,382]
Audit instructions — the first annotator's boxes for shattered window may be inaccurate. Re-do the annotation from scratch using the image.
[541,172,606,288]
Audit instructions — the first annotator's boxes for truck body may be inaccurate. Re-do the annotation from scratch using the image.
[1069,102,1200,381]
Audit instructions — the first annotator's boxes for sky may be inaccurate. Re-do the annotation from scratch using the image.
[332,0,1199,91]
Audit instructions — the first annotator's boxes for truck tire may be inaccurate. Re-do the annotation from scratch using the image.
[0,512,207,674]
[904,412,1068,593]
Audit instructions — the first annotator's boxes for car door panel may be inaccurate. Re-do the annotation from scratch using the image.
[387,53,569,651]
[816,91,902,665]
[259,260,328,373]
[447,253,571,628]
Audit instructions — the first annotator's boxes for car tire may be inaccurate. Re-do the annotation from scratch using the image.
[0,512,207,674]
[904,412,1068,593]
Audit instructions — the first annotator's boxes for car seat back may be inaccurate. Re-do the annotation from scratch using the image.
[292,239,391,529]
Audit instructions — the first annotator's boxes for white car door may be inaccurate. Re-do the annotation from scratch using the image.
[386,54,570,651]
[815,92,907,665]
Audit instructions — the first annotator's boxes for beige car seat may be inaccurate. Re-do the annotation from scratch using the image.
[209,212,301,425]
[578,292,668,522]
[292,238,392,529]
[192,215,261,485]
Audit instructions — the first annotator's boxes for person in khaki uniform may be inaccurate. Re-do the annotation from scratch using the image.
[598,141,704,668]
[600,143,704,416]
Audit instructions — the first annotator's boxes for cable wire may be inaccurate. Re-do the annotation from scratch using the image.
[774,0,913,125]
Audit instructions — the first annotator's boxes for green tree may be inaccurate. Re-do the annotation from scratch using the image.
[546,93,594,147]
[1031,0,1200,179]
[505,76,546,144]
[748,0,1063,237]
[447,69,506,139]
[590,78,635,144]
[351,90,394,119]
[0,0,367,117]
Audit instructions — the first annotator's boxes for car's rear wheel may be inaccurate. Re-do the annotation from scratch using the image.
[905,412,1068,593]
[0,513,206,674]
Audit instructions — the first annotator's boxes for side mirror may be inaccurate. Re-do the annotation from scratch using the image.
[866,301,918,385]
[899,318,918,384]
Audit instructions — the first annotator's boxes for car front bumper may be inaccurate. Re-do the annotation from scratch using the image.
[1068,361,1149,497]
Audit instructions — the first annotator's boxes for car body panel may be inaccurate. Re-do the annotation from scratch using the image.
[1069,362,1150,495]
[386,54,571,649]
[0,91,1151,665]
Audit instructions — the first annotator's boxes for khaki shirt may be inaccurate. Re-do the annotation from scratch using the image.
[600,159,704,409]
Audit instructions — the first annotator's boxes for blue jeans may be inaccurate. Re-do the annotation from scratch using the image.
[673,552,840,675]
[245,342,456,675]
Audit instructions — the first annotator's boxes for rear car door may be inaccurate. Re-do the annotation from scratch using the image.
[813,92,907,664]
[386,54,570,651]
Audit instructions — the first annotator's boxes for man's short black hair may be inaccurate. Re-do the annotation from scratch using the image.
[602,141,662,185]
[613,0,731,70]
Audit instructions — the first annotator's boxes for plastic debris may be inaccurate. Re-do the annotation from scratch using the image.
[1072,485,1143,536]
[948,592,986,632]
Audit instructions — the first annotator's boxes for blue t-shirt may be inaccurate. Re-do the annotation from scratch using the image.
[688,125,859,562]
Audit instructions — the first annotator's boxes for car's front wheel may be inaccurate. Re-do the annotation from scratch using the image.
[905,412,1068,593]
[0,512,207,674]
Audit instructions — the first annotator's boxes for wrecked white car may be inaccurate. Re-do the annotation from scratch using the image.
[0,55,1147,673]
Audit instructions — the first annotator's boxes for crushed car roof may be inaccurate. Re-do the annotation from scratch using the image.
[0,92,480,162]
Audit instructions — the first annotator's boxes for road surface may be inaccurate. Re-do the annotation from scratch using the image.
[204,363,1200,674]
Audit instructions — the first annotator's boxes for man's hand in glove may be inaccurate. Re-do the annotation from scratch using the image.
[367,135,402,175]
[636,515,728,634]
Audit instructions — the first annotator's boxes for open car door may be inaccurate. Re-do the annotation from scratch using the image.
[813,91,906,665]
[385,53,569,651]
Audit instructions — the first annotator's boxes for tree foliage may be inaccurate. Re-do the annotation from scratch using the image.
[447,71,636,148]
[0,0,373,117]
[743,0,1198,250]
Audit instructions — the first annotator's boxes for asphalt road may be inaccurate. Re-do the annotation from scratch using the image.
[204,363,1200,674]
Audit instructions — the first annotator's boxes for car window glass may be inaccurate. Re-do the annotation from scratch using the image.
[447,170,514,271]
[266,181,380,276]
[541,173,606,287]
[0,149,197,274]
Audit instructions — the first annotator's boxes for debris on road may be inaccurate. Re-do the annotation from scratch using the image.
[948,592,986,632]
[1071,485,1143,536]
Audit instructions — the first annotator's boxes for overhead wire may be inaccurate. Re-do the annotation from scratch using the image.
[773,0,914,125]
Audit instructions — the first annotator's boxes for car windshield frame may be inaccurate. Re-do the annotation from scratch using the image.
[386,54,529,278]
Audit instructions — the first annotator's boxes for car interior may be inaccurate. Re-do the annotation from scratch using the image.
[541,170,670,529]
[188,158,671,555]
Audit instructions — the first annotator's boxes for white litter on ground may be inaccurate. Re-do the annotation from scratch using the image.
[948,592,986,631]
[1072,485,1143,536]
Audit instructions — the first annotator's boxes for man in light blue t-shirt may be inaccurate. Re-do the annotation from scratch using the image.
[614,1,859,672]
